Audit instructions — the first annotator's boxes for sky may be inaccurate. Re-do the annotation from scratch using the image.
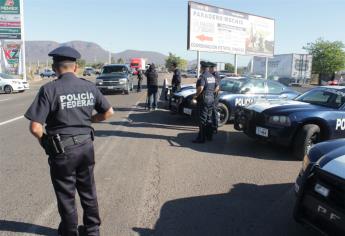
[24,0,345,66]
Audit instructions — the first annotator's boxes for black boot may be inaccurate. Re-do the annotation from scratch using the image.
[206,124,213,141]
[193,125,206,143]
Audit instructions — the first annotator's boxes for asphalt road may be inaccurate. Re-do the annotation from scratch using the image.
[0,75,321,236]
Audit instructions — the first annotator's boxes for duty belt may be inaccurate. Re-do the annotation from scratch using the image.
[61,134,91,148]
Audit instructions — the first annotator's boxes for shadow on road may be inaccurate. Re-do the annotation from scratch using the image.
[0,220,56,235]
[132,183,317,236]
[96,108,294,161]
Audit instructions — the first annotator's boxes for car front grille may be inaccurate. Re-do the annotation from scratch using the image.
[238,108,266,133]
[305,167,345,210]
[102,81,119,86]
[297,167,345,234]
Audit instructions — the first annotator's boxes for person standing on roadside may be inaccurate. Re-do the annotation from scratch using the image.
[145,63,159,111]
[169,62,181,109]
[171,62,181,92]
[192,61,219,143]
[136,68,143,92]
[209,62,221,133]
[24,46,114,236]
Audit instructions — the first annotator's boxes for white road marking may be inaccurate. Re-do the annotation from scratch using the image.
[0,98,9,102]
[0,115,24,126]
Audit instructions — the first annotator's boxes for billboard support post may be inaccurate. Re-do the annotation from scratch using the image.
[265,57,268,79]
[251,57,254,74]
[196,51,200,78]
[20,0,26,81]
[234,54,238,75]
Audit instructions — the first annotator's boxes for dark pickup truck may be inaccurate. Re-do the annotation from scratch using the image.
[95,64,134,94]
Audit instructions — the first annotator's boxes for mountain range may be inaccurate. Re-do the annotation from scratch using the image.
[25,40,168,65]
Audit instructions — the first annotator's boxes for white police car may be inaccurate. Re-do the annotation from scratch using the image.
[0,73,29,94]
[294,139,345,235]
[235,86,345,160]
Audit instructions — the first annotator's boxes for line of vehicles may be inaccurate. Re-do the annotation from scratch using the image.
[169,77,345,235]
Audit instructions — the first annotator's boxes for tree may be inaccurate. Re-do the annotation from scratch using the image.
[117,58,125,64]
[165,53,188,71]
[77,59,86,68]
[303,38,345,75]
[90,62,104,69]
[224,63,234,73]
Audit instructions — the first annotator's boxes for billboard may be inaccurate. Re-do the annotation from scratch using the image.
[0,0,21,40]
[187,1,275,57]
[0,0,24,78]
[253,54,312,79]
[1,40,21,74]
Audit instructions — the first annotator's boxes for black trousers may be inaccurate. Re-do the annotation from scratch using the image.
[147,85,158,109]
[198,102,213,126]
[196,101,214,140]
[49,139,101,236]
[212,95,219,129]
[137,79,142,92]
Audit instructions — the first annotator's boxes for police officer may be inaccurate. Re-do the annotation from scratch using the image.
[171,62,181,92]
[25,46,114,236]
[209,62,221,133]
[136,68,143,92]
[169,62,181,109]
[192,61,219,143]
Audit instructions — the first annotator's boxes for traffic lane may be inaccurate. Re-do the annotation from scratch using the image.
[0,80,46,122]
[0,77,97,124]
[108,109,319,236]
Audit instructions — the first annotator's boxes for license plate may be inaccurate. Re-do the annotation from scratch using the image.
[183,108,192,115]
[107,86,114,89]
[256,127,268,137]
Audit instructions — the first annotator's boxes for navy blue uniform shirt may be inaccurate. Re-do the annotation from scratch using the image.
[196,71,218,104]
[25,72,111,136]
[172,69,181,87]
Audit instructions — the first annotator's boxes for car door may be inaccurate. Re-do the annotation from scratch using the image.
[232,80,266,107]
[0,78,3,92]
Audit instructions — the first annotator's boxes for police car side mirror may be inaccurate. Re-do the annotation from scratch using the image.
[241,88,250,94]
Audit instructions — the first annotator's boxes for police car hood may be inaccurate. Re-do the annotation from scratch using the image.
[175,88,196,98]
[246,99,328,114]
[97,73,128,80]
[311,139,345,179]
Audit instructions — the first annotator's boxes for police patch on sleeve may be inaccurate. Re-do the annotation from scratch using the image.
[60,92,95,110]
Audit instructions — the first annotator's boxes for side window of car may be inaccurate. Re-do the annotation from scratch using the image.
[251,81,266,94]
[268,81,284,94]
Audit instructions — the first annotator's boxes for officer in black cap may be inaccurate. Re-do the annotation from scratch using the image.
[192,61,219,143]
[25,46,114,236]
[209,62,221,133]
[169,62,182,109]
[171,62,181,92]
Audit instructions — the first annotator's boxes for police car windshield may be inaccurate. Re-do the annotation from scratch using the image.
[102,66,127,74]
[296,88,345,109]
[220,79,246,93]
[0,73,15,79]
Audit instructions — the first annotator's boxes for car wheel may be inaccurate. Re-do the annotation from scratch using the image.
[4,85,13,94]
[217,103,229,127]
[293,124,320,160]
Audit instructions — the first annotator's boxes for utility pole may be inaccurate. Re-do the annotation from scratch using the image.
[196,51,200,78]
[108,51,111,64]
